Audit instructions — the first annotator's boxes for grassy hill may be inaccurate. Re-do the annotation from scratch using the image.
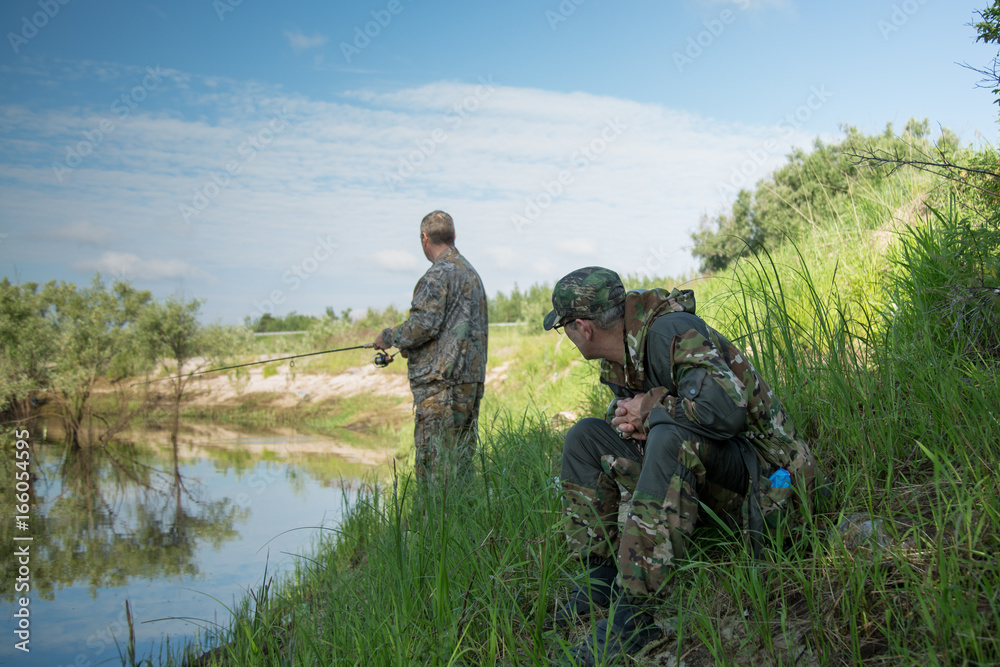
[160,128,1000,665]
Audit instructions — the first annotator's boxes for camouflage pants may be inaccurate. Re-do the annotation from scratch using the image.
[413,382,484,482]
[561,417,747,599]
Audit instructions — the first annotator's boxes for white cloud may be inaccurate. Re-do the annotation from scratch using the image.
[72,252,211,281]
[371,250,421,272]
[41,220,115,245]
[532,258,558,276]
[555,238,598,257]
[284,30,327,53]
[484,246,521,270]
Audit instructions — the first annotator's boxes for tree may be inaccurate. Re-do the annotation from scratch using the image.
[691,190,758,272]
[246,310,320,333]
[44,275,151,448]
[972,0,1000,109]
[0,279,55,425]
[140,296,252,443]
[690,121,963,272]
[139,296,203,443]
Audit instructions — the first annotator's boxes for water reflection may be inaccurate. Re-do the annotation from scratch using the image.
[0,421,390,666]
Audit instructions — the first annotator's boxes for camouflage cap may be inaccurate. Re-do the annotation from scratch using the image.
[543,266,626,330]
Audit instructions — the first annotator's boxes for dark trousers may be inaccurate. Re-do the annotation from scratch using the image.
[413,382,484,482]
[560,417,747,598]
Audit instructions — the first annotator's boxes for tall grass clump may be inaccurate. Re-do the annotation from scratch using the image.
[665,185,1000,664]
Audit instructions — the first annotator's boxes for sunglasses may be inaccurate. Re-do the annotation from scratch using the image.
[553,318,584,334]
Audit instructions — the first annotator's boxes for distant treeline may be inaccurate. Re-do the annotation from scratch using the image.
[245,305,404,333]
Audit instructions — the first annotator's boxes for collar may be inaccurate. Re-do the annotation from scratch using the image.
[599,288,696,389]
[434,245,459,263]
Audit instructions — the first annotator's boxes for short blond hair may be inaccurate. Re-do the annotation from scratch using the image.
[420,210,455,246]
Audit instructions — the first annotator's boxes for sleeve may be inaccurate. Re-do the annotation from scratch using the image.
[385,269,448,350]
[602,381,636,424]
[640,327,749,441]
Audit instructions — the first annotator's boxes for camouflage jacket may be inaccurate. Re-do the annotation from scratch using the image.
[380,246,488,404]
[600,288,817,477]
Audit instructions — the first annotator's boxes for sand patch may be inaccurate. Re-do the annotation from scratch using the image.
[155,359,412,409]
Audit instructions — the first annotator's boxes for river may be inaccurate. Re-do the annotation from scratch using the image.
[0,422,394,666]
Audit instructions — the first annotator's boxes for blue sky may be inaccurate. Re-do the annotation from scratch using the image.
[1,0,997,325]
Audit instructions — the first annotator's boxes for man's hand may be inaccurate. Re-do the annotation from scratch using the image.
[611,394,647,441]
[373,332,388,350]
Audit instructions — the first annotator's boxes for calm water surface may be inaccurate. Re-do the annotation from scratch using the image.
[0,426,390,667]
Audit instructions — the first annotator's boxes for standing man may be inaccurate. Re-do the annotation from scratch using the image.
[544,267,824,664]
[374,211,489,482]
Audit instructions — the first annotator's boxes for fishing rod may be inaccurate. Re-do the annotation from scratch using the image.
[137,343,398,386]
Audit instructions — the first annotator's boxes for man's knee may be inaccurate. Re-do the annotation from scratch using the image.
[562,418,613,483]
[643,423,687,460]
[636,424,696,496]
[564,417,612,454]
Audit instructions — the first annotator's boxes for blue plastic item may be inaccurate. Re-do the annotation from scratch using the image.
[769,468,791,488]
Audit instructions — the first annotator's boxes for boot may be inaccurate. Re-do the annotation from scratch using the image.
[546,560,620,630]
[565,598,663,666]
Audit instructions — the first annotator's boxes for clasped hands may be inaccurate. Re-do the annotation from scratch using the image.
[611,393,647,441]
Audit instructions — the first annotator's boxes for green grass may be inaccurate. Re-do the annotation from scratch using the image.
[159,413,570,667]
[147,160,1000,666]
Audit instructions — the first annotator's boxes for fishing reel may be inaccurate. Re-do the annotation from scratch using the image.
[372,351,396,368]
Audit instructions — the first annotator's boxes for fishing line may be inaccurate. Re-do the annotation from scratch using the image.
[137,343,397,386]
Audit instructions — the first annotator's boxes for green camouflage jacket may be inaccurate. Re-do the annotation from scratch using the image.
[380,246,488,404]
[600,288,817,479]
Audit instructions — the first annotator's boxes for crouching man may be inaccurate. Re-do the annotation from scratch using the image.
[544,267,824,664]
